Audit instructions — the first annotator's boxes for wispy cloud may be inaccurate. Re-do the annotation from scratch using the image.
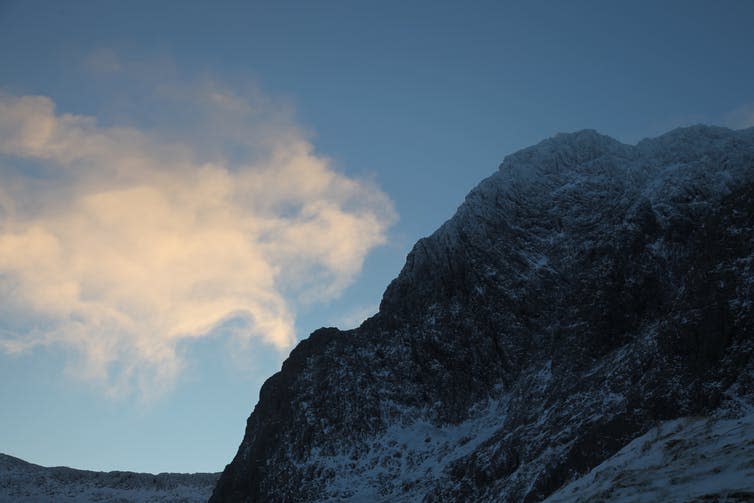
[725,103,754,129]
[84,48,124,74]
[332,304,380,330]
[0,79,395,398]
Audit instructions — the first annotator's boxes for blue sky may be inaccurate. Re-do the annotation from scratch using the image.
[1,0,753,473]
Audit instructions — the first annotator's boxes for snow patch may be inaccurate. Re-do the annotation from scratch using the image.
[544,412,754,503]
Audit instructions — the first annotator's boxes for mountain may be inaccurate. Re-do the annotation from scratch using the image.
[210,126,754,502]
[0,453,218,502]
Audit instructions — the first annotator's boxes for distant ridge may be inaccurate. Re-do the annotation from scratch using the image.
[0,453,219,502]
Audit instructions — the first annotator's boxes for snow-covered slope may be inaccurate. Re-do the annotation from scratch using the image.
[544,410,754,502]
[210,125,754,502]
[0,453,218,503]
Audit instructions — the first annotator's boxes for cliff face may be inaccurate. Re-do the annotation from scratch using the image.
[210,126,754,503]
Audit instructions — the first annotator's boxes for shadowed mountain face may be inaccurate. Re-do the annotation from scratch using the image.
[210,126,754,503]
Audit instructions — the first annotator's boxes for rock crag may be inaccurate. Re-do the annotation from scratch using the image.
[211,126,754,502]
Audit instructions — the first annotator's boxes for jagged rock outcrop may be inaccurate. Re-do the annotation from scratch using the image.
[210,126,754,502]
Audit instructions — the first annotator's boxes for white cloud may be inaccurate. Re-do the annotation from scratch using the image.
[0,87,395,398]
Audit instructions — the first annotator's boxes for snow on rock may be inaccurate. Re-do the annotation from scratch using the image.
[0,454,218,503]
[211,125,754,502]
[297,394,511,502]
[544,411,754,502]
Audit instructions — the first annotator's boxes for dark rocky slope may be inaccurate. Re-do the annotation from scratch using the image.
[210,126,754,502]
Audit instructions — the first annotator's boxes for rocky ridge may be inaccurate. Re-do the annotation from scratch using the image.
[0,453,218,503]
[211,125,754,502]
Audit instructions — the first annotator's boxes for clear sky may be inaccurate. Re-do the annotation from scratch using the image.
[1,0,753,473]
